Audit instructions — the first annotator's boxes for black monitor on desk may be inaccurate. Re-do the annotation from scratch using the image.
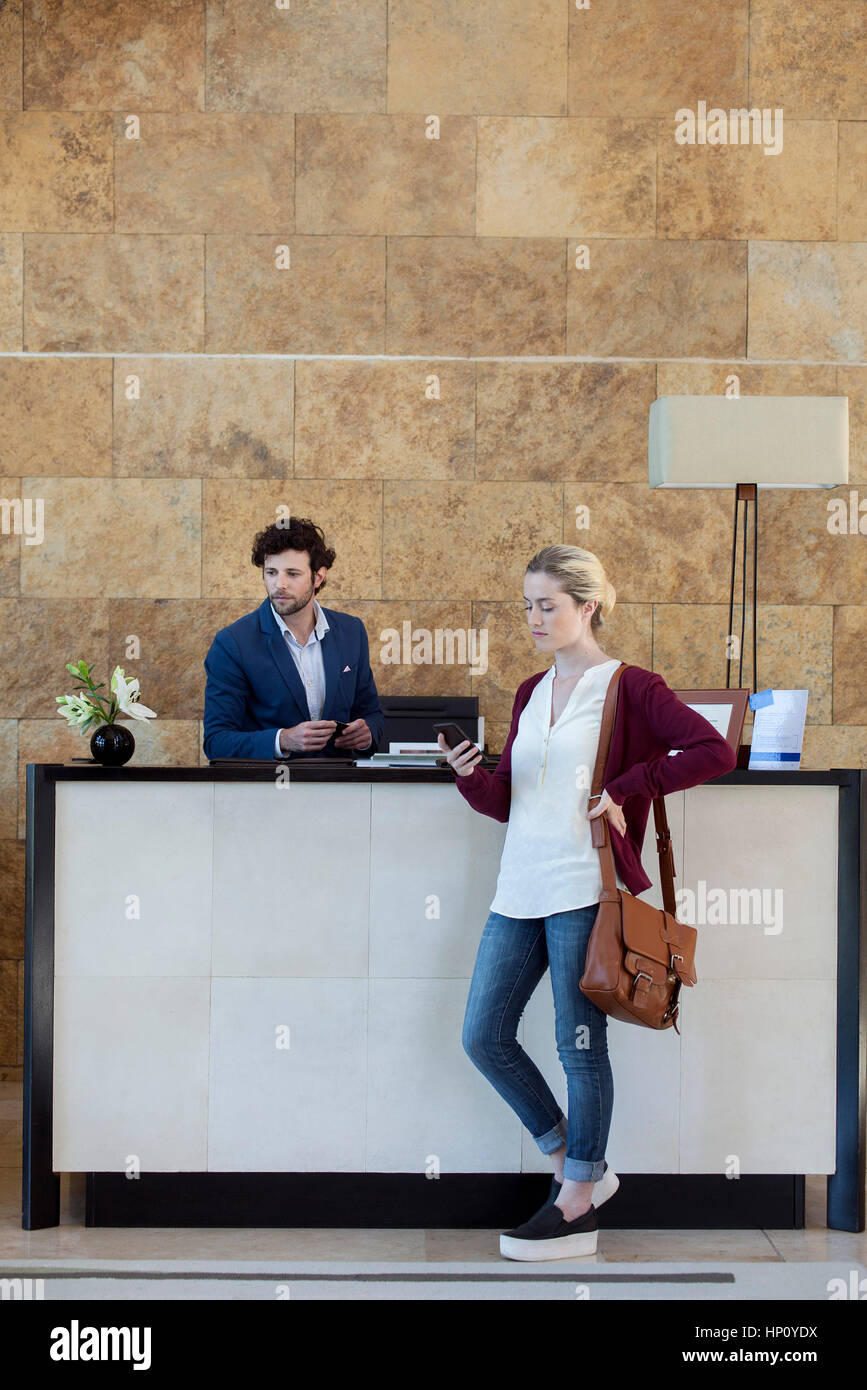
[374,695,481,753]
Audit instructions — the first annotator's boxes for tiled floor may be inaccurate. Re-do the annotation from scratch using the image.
[2,1081,865,1267]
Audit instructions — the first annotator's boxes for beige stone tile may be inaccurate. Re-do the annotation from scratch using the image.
[15,962,22,1065]
[838,123,867,241]
[485,720,510,757]
[749,0,866,120]
[748,243,867,363]
[475,362,656,482]
[653,604,832,724]
[0,475,22,595]
[23,0,205,111]
[833,608,867,726]
[387,238,566,356]
[0,598,110,718]
[425,1228,517,1261]
[0,964,16,1067]
[801,724,867,773]
[658,120,836,240]
[656,361,838,399]
[109,598,255,721]
[836,368,867,484]
[113,358,294,479]
[205,235,385,354]
[763,1228,867,1263]
[383,481,562,601]
[202,480,382,600]
[19,478,201,598]
[0,235,22,349]
[388,0,566,116]
[598,1228,782,1261]
[296,115,474,235]
[206,0,385,113]
[336,601,473,699]
[0,839,24,960]
[567,0,749,118]
[0,358,112,477]
[294,360,474,480]
[429,1227,785,1262]
[566,240,747,359]
[0,1221,428,1261]
[563,484,734,603]
[15,719,202,838]
[477,118,656,238]
[465,600,553,724]
[0,113,112,231]
[0,1093,22,1168]
[0,723,17,838]
[756,488,866,605]
[115,114,294,233]
[23,234,204,353]
[0,0,22,110]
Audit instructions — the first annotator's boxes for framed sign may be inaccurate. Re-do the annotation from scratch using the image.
[671,686,751,765]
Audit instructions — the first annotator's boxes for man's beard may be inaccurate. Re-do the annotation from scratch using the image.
[276,583,315,613]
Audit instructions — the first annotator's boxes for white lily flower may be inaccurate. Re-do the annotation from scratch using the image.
[110,666,157,721]
[56,693,103,732]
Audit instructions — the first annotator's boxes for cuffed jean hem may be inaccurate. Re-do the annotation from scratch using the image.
[534,1113,568,1156]
[563,1156,607,1182]
[535,1115,607,1182]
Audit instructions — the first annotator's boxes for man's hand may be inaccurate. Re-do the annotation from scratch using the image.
[279,720,338,753]
[333,718,372,751]
[587,789,627,836]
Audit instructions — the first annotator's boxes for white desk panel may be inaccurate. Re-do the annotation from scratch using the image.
[48,777,841,1176]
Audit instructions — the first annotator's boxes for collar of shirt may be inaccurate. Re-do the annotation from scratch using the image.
[270,598,330,649]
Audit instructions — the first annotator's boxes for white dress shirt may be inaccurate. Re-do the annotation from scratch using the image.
[272,600,372,756]
[489,658,628,917]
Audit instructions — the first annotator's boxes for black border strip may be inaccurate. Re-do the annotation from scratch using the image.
[22,764,59,1229]
[85,1172,802,1230]
[827,768,866,1231]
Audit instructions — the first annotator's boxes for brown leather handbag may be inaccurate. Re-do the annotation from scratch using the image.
[579,663,697,1034]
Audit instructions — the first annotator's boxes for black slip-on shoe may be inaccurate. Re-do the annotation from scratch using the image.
[500,1201,598,1261]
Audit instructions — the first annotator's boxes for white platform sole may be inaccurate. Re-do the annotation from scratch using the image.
[499,1226,598,1261]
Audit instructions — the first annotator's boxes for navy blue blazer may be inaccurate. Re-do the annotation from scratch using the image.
[202,598,384,760]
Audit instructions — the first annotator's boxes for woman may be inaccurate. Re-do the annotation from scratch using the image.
[438,544,737,1261]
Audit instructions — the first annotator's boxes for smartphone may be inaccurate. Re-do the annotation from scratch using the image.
[433,721,480,756]
[333,721,349,736]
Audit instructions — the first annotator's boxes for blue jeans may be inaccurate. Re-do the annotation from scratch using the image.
[461,905,613,1183]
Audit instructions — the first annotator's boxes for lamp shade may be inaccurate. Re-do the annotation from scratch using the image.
[649,395,849,487]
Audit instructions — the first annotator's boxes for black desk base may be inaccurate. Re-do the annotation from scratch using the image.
[83,1171,807,1229]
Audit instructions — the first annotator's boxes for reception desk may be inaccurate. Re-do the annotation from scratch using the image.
[23,763,865,1231]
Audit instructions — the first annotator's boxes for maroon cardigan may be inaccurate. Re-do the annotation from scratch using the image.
[453,663,738,897]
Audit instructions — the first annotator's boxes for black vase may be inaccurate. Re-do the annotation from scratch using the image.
[90,722,136,767]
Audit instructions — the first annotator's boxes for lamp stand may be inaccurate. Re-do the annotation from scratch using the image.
[727,482,757,768]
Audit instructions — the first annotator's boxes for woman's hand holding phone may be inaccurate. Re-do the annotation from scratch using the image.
[437,732,483,777]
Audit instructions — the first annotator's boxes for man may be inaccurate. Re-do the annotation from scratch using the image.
[203,518,384,761]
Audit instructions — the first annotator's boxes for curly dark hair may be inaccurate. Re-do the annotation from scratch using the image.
[251,518,336,594]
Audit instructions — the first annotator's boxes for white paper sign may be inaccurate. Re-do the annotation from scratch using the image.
[747,689,808,770]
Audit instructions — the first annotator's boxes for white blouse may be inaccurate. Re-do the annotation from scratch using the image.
[489,658,629,918]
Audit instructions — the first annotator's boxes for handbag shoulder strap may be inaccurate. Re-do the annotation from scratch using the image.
[589,663,677,917]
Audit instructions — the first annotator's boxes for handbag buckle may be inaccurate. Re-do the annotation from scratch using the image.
[631,970,653,999]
